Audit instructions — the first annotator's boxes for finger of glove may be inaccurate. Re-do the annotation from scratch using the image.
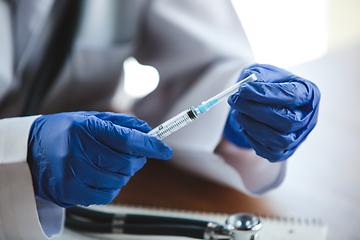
[229,98,311,133]
[67,153,134,189]
[224,110,252,149]
[241,64,295,83]
[59,180,121,207]
[93,152,146,177]
[78,136,147,176]
[242,130,296,162]
[232,112,302,152]
[235,80,312,109]
[87,116,173,159]
[93,112,152,133]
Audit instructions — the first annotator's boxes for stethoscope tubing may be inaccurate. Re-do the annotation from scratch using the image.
[65,206,210,238]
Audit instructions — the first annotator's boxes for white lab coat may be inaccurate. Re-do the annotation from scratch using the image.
[0,0,286,239]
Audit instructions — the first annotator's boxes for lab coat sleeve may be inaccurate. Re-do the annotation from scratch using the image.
[133,0,286,196]
[0,116,63,240]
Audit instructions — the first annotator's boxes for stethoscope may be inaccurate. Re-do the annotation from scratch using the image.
[65,207,262,240]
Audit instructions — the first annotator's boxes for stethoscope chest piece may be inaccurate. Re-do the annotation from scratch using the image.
[225,213,262,240]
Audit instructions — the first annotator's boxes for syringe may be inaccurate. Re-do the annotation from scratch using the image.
[148,73,257,140]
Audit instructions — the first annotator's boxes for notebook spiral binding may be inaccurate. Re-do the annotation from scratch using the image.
[103,203,325,227]
[256,214,324,227]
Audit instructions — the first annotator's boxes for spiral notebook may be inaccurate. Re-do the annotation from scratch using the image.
[59,205,328,240]
[58,159,328,239]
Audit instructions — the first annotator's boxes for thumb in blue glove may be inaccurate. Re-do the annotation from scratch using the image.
[27,111,173,207]
[224,64,320,162]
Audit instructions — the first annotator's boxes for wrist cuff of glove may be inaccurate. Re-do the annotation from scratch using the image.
[224,115,252,149]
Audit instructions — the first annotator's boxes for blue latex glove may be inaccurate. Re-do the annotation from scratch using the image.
[224,64,320,162]
[27,111,173,207]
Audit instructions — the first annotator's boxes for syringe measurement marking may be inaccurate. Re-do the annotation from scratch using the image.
[155,114,191,139]
[156,115,189,138]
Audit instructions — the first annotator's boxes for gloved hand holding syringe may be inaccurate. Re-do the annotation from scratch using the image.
[148,73,257,140]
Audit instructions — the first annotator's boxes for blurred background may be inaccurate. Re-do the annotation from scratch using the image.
[119,0,360,102]
[233,0,360,239]
[115,0,360,239]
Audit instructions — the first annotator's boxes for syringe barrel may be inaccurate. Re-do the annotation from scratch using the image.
[148,107,198,140]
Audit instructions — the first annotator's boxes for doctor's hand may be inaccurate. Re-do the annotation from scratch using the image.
[27,111,173,208]
[224,64,320,162]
